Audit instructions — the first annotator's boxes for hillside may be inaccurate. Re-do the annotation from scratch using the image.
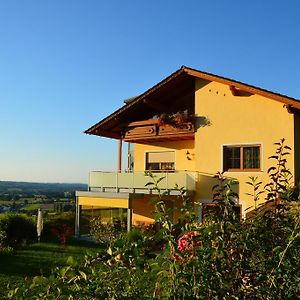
[0,181,87,198]
[0,181,88,213]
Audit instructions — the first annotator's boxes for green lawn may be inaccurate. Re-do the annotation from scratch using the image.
[0,237,101,298]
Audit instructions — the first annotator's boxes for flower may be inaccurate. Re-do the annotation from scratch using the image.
[172,231,201,263]
[177,231,201,252]
[157,111,194,128]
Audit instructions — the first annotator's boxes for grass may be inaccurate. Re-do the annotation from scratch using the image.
[0,236,101,298]
[0,213,7,219]
[21,203,42,211]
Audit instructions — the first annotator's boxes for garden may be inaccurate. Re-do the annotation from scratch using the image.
[0,213,100,298]
[1,139,300,299]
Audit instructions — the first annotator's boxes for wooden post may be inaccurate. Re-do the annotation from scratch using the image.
[118,139,122,172]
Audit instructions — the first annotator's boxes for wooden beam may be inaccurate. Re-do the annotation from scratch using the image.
[230,86,239,96]
[229,85,253,97]
[86,129,121,139]
[284,104,300,114]
[124,133,194,143]
[118,139,122,172]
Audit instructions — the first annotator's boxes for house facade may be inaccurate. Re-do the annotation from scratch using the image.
[75,66,300,235]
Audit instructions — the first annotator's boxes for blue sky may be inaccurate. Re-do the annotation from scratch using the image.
[0,1,299,183]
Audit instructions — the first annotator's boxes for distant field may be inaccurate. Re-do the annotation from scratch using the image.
[21,203,42,211]
[0,181,87,195]
[0,199,23,205]
[0,198,41,205]
[0,198,74,214]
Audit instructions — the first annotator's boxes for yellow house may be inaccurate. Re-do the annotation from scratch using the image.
[75,66,300,235]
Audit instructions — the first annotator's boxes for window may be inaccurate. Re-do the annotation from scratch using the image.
[145,151,175,172]
[223,145,261,171]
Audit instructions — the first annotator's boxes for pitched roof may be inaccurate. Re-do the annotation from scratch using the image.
[85,66,300,139]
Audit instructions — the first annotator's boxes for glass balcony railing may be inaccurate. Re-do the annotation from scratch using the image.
[89,171,197,193]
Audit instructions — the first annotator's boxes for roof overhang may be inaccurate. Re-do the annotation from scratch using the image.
[85,66,300,139]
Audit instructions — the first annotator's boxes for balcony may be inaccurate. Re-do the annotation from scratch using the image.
[88,171,197,195]
[123,118,195,143]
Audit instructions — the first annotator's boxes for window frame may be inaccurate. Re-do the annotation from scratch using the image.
[223,144,261,172]
[144,150,176,172]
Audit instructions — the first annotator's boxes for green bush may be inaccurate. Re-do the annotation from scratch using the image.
[0,214,35,250]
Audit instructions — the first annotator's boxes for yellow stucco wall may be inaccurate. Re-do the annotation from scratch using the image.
[131,194,182,225]
[78,195,183,226]
[134,140,195,172]
[194,79,295,215]
[294,114,300,183]
[132,196,155,225]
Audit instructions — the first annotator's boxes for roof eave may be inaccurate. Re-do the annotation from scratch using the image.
[84,66,189,136]
[85,65,300,138]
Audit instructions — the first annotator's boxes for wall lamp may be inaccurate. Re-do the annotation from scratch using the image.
[186,151,192,160]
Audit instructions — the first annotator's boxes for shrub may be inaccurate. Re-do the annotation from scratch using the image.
[39,212,75,246]
[43,212,75,237]
[0,214,35,250]
[89,216,123,245]
[50,223,73,246]
[50,219,74,246]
